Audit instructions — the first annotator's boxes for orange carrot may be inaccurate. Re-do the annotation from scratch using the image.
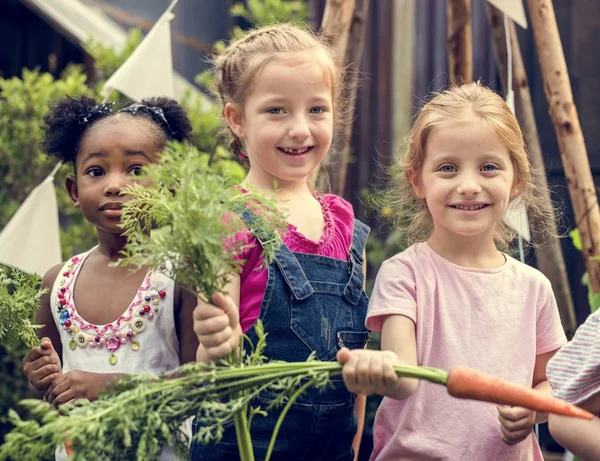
[446,366,593,420]
[64,440,74,456]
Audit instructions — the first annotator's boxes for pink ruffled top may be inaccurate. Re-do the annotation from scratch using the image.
[237,194,356,332]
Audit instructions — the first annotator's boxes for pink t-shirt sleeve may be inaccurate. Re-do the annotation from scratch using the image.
[535,277,568,354]
[366,256,417,332]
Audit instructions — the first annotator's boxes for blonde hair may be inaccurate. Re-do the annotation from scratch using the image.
[212,23,342,160]
[381,82,555,249]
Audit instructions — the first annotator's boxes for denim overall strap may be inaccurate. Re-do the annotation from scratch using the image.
[272,248,315,300]
[236,208,314,301]
[343,219,370,305]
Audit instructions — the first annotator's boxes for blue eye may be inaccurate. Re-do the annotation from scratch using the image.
[481,163,498,172]
[86,167,104,177]
[309,106,326,114]
[439,164,456,173]
[267,107,285,115]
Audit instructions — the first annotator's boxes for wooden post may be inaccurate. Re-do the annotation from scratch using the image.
[321,0,356,68]
[527,0,600,294]
[319,0,370,196]
[447,0,472,84]
[486,4,577,336]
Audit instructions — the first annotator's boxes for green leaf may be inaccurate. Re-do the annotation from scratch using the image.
[570,228,583,251]
[589,292,600,313]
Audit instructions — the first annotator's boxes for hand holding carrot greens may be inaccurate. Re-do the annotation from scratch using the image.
[337,348,417,399]
[194,292,243,363]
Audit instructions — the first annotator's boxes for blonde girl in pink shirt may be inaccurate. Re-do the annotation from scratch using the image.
[337,82,567,460]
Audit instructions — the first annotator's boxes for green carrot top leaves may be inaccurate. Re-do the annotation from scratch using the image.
[0,267,46,349]
[117,141,287,301]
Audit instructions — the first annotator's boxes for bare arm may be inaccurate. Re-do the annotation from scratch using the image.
[549,393,600,461]
[36,264,64,360]
[531,348,560,424]
[175,286,201,364]
[380,314,419,399]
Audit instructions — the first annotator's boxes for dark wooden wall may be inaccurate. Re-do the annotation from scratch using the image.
[0,0,86,79]
[309,0,395,224]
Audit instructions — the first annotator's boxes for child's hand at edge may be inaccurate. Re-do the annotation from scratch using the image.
[337,348,413,398]
[193,292,242,362]
[22,337,62,395]
[44,370,125,407]
[497,405,536,446]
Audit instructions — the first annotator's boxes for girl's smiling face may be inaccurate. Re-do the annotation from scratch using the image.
[225,55,334,190]
[411,117,517,246]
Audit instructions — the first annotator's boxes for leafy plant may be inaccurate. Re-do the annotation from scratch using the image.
[570,229,600,313]
[0,268,47,449]
[0,269,46,350]
[117,142,286,300]
[231,0,307,28]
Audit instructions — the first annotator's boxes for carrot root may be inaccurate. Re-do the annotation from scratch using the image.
[446,366,593,420]
[64,439,74,456]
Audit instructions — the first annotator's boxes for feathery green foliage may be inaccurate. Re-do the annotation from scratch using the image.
[117,142,286,301]
[0,268,46,349]
[0,324,449,461]
[231,0,307,27]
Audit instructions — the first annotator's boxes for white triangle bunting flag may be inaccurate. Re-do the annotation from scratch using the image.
[487,0,527,29]
[505,201,531,242]
[0,169,62,275]
[103,0,178,101]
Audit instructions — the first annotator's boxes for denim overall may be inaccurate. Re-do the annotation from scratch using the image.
[191,217,370,461]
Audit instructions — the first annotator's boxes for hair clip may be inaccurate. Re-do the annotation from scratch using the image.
[79,102,117,127]
[120,103,176,138]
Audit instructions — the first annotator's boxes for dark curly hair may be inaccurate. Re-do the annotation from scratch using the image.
[42,96,193,165]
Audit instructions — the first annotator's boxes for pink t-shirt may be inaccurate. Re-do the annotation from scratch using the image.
[367,242,567,461]
[237,194,355,332]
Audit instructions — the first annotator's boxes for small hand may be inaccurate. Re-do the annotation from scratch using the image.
[336,348,401,396]
[497,405,536,445]
[23,338,62,393]
[193,292,242,361]
[45,370,102,407]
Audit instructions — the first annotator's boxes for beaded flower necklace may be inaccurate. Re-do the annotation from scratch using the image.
[55,255,166,365]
